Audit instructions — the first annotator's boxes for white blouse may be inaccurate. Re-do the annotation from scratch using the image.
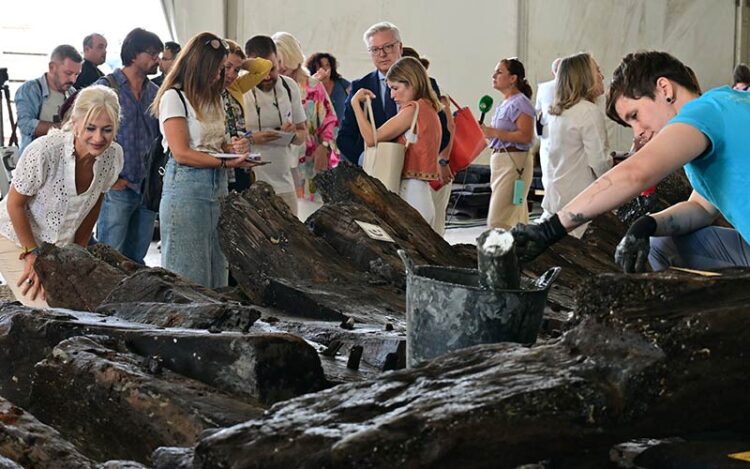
[0,131,123,246]
[543,100,612,215]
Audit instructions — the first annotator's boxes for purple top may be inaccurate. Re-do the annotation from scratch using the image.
[489,92,535,151]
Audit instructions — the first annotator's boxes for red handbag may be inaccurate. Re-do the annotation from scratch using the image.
[431,96,488,190]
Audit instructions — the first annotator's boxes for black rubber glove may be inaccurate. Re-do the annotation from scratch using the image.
[614,215,657,273]
[511,214,568,262]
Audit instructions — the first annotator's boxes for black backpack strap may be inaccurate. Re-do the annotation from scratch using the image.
[171,87,188,116]
[280,76,293,102]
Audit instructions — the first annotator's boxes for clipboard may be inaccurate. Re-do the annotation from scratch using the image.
[266,131,296,146]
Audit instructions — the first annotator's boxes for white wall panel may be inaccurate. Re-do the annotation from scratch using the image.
[233,0,518,111]
[526,0,736,150]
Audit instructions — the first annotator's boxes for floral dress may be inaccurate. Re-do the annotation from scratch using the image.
[298,79,339,195]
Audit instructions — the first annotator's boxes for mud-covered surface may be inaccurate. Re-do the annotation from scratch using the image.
[190,271,750,468]
[30,335,264,463]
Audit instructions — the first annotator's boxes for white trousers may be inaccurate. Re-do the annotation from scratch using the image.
[399,178,435,226]
[0,235,49,308]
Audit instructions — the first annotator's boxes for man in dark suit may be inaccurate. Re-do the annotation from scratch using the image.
[74,33,107,89]
[337,22,449,165]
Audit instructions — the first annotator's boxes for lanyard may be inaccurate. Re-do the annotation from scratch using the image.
[252,85,283,131]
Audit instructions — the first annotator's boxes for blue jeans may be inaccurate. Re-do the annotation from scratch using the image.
[649,226,750,271]
[160,159,228,288]
[96,187,157,264]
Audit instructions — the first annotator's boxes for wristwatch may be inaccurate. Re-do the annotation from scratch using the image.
[438,158,450,167]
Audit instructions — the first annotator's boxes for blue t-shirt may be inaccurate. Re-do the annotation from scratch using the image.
[669,86,750,243]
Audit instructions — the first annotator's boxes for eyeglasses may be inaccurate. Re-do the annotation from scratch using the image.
[368,41,400,56]
[205,38,229,52]
[144,50,161,59]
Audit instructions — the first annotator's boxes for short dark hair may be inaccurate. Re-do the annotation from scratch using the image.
[305,52,342,81]
[733,63,750,86]
[83,33,104,49]
[50,44,82,63]
[120,28,164,66]
[245,35,276,59]
[164,41,181,56]
[606,50,701,127]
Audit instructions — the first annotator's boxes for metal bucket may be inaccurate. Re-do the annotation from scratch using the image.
[399,250,561,368]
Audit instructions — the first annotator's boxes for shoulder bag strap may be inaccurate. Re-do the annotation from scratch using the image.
[364,95,378,148]
[404,101,420,149]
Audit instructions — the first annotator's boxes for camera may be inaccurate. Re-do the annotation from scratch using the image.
[0,68,8,88]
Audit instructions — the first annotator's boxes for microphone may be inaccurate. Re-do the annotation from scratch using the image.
[478,95,494,125]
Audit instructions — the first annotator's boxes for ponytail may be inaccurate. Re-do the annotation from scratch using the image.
[502,58,532,99]
[517,78,533,99]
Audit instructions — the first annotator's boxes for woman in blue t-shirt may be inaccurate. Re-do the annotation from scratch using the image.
[512,50,750,273]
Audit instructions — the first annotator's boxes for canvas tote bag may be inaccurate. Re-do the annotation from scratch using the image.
[362,96,419,192]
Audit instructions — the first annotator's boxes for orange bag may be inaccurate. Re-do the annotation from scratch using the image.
[431,96,487,190]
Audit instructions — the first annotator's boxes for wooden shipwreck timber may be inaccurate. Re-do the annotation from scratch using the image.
[1,166,747,468]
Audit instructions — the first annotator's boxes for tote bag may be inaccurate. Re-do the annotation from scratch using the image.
[362,97,419,192]
[430,96,488,190]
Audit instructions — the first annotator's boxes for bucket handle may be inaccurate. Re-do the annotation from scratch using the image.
[397,249,415,275]
[533,266,562,291]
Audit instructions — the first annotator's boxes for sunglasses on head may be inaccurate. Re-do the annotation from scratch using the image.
[204,37,229,52]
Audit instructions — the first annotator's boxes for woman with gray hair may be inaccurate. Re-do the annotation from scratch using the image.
[0,85,124,306]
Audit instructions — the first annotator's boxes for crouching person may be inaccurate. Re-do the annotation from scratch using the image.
[0,85,123,307]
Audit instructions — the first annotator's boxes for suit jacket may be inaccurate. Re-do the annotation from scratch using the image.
[336,70,449,164]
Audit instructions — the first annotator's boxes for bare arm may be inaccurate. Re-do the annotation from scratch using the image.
[165,118,255,169]
[7,186,38,250]
[557,123,709,230]
[351,91,414,147]
[231,58,273,94]
[73,194,104,246]
[651,191,719,236]
[34,121,60,137]
[481,113,534,145]
[6,186,44,299]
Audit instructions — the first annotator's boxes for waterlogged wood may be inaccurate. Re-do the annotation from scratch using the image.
[96,302,261,332]
[313,166,465,270]
[306,201,474,288]
[218,182,405,325]
[191,271,750,468]
[102,268,231,305]
[476,229,520,290]
[0,396,95,469]
[0,304,327,408]
[30,335,263,464]
[88,243,147,275]
[34,243,126,311]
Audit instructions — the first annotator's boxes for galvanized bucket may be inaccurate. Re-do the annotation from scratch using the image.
[399,250,560,368]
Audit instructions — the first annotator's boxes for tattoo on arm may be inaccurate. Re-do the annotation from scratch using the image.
[568,212,591,224]
[664,214,681,234]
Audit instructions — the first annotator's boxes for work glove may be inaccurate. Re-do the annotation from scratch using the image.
[614,215,657,273]
[511,214,567,262]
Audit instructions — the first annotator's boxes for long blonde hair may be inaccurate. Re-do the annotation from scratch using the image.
[549,53,599,116]
[386,57,441,111]
[151,32,227,121]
